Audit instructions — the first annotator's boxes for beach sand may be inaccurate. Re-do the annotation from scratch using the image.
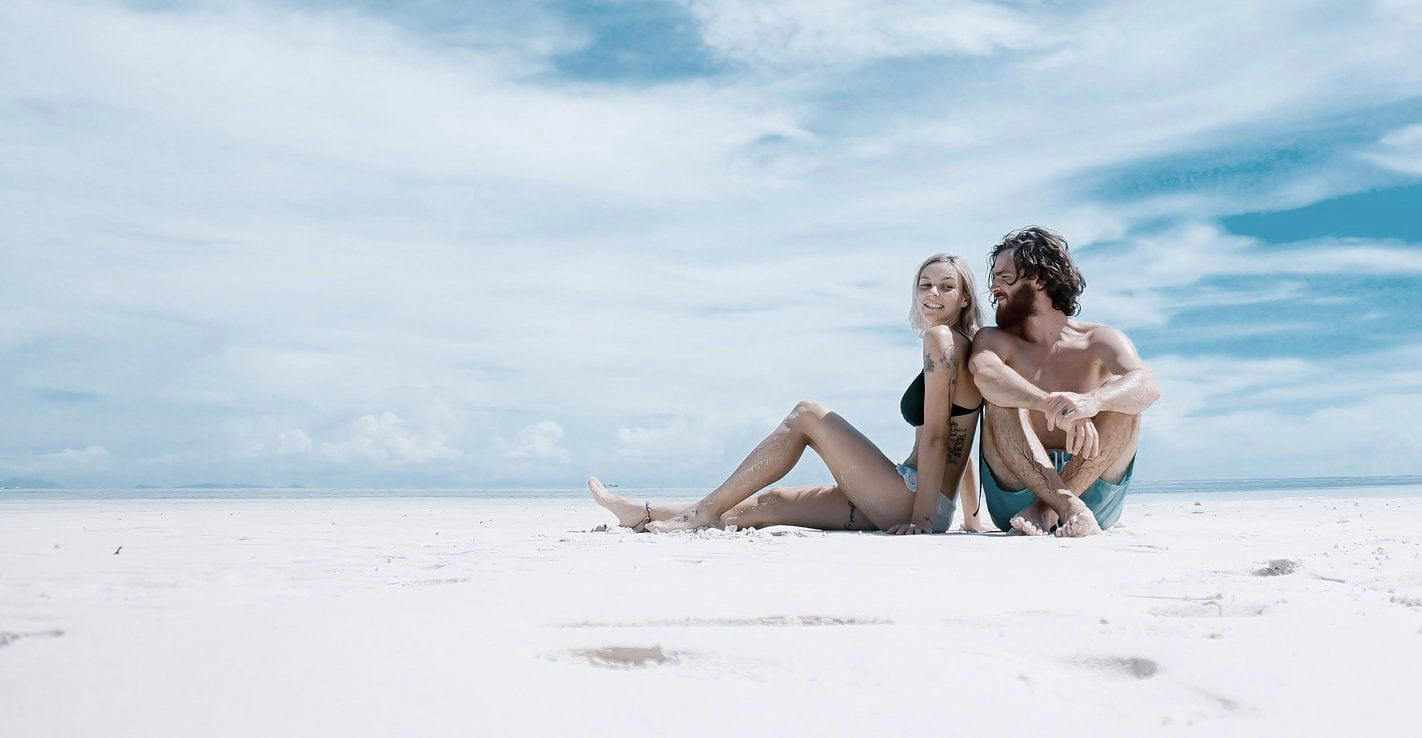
[2,493,1420,737]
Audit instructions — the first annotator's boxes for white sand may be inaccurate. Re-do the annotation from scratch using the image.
[2,493,1420,737]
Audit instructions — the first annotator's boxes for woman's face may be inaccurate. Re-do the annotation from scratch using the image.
[916,261,966,327]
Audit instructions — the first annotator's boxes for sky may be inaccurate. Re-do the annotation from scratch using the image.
[2,0,1421,489]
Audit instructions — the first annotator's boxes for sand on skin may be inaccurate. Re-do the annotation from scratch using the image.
[1,493,1420,737]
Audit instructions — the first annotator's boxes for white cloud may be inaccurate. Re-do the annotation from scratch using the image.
[496,421,570,463]
[1081,224,1422,329]
[317,412,461,465]
[616,416,718,461]
[36,445,113,469]
[2,1,1420,485]
[229,411,460,466]
[1363,122,1422,175]
[1137,342,1422,478]
[685,0,1044,67]
[276,429,313,455]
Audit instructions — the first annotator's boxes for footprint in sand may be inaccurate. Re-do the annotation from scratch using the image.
[1082,656,1159,679]
[567,645,680,669]
[1253,558,1299,576]
[0,629,65,648]
[555,615,892,628]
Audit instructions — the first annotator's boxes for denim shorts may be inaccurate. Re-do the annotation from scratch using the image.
[896,464,957,533]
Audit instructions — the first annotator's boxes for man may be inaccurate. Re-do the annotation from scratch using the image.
[968,227,1160,537]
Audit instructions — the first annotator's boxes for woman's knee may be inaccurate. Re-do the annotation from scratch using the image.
[785,400,829,433]
[721,488,786,527]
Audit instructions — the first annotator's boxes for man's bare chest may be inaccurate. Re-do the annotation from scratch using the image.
[1006,344,1105,393]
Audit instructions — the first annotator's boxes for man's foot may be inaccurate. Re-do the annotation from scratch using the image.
[645,506,720,533]
[588,477,653,530]
[1054,498,1102,537]
[1009,500,1058,536]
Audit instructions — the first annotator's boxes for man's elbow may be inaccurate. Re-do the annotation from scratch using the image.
[1138,371,1162,408]
[967,353,991,377]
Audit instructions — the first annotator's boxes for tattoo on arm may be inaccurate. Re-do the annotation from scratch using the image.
[947,424,968,464]
[923,352,937,374]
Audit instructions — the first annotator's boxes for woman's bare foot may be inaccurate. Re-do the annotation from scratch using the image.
[587,477,652,530]
[960,503,989,532]
[645,506,721,533]
[1009,500,1058,536]
[1054,498,1102,537]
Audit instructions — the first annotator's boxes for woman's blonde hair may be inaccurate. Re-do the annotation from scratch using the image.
[908,253,983,337]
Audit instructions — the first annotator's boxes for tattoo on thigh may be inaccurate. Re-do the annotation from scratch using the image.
[845,500,857,530]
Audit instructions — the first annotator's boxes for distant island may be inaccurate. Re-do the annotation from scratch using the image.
[131,483,307,490]
[0,477,62,489]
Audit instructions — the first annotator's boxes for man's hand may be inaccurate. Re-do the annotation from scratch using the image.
[885,522,934,535]
[1065,418,1100,459]
[1042,391,1101,430]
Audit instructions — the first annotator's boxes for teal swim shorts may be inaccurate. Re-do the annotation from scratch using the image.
[980,450,1134,532]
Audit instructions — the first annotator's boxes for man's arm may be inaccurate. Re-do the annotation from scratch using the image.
[968,329,1048,410]
[1043,326,1161,424]
[1091,327,1160,414]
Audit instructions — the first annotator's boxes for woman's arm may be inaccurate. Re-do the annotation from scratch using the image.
[887,326,957,534]
[901,427,920,469]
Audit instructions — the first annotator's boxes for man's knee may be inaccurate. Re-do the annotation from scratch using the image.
[982,403,1034,443]
[1094,411,1141,436]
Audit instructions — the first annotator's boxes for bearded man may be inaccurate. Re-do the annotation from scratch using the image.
[968,227,1161,537]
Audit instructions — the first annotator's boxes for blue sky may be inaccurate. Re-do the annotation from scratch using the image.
[2,0,1421,488]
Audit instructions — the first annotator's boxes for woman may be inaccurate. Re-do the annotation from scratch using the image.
[589,254,987,534]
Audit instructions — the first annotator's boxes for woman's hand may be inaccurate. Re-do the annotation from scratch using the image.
[885,522,934,535]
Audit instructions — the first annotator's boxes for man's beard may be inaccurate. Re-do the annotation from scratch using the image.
[994,284,1035,332]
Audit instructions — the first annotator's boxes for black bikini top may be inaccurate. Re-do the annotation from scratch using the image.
[900,371,982,427]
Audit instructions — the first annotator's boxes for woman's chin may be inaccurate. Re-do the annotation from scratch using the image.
[920,312,953,327]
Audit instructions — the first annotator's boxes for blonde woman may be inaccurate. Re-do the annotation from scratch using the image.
[590,254,987,534]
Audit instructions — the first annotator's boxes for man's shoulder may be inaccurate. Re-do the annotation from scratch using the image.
[971,326,1013,348]
[1071,320,1135,350]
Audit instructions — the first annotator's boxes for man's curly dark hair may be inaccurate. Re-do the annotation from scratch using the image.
[987,226,1086,317]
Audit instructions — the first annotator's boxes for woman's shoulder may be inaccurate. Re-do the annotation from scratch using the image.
[921,324,960,347]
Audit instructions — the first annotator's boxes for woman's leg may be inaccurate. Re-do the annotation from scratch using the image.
[648,400,913,532]
[588,477,689,530]
[721,485,879,531]
[957,453,989,532]
[590,478,877,532]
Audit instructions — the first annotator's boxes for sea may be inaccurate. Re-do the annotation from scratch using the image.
[4,475,1422,502]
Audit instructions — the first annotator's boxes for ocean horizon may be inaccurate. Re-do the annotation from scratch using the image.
[4,474,1421,501]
